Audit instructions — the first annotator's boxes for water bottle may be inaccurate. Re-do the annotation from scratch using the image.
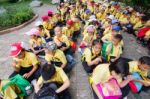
[25,85,32,95]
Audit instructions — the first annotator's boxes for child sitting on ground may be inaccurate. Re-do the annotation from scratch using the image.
[34,63,71,99]
[35,21,52,43]
[82,39,103,74]
[104,34,123,62]
[80,25,96,48]
[26,28,45,55]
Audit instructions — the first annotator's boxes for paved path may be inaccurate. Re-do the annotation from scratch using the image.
[0,4,149,99]
[0,4,94,99]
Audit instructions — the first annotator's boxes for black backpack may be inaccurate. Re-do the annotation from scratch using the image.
[33,83,58,99]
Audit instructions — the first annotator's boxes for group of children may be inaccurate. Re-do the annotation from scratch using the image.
[0,0,150,99]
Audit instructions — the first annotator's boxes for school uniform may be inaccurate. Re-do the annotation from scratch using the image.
[43,21,55,37]
[54,35,71,55]
[91,64,130,99]
[39,29,52,43]
[62,26,74,38]
[37,67,71,98]
[45,49,72,73]
[29,37,45,55]
[9,52,41,82]
[106,43,123,61]
[82,48,102,73]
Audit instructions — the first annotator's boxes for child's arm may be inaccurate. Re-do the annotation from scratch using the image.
[12,60,20,72]
[106,44,112,56]
[119,75,134,88]
[56,78,70,93]
[134,79,150,87]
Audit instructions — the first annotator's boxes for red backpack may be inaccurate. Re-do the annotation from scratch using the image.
[137,27,150,38]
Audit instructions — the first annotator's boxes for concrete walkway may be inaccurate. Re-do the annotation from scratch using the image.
[0,4,149,99]
[0,4,94,99]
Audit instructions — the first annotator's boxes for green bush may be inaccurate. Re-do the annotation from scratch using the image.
[0,1,34,30]
[9,0,19,3]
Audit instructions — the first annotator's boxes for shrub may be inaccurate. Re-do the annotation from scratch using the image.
[0,1,34,30]
[8,0,19,3]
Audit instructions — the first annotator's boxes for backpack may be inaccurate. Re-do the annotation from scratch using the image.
[96,78,122,99]
[129,72,143,93]
[33,83,58,99]
[2,74,32,97]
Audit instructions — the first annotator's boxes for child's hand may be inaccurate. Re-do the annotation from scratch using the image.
[12,61,17,67]
[94,58,101,64]
[97,57,102,62]
[127,75,134,81]
[23,73,31,78]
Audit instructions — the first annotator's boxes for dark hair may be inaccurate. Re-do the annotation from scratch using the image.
[108,6,111,9]
[114,34,123,41]
[109,60,129,77]
[107,13,110,16]
[38,25,44,29]
[139,56,150,66]
[141,16,148,22]
[92,39,102,46]
[41,63,56,80]
[48,14,53,17]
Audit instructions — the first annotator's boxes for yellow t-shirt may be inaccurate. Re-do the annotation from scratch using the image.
[102,33,113,41]
[83,33,96,44]
[91,64,122,84]
[88,6,94,13]
[62,27,74,38]
[103,21,110,28]
[120,17,128,24]
[45,49,67,65]
[83,47,101,62]
[29,37,43,47]
[103,26,112,35]
[115,12,121,19]
[37,67,68,86]
[130,16,138,25]
[13,52,39,68]
[81,13,90,21]
[43,21,54,30]
[0,80,18,99]
[102,33,124,46]
[70,11,76,19]
[133,21,143,30]
[73,21,81,31]
[128,61,148,78]
[40,29,50,38]
[96,12,103,21]
[54,35,70,47]
[118,14,124,22]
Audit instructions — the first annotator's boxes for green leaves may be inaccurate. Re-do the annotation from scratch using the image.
[0,1,34,30]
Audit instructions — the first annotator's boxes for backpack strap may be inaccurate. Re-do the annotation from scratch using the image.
[91,48,101,61]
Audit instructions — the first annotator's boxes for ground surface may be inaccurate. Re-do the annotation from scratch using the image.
[0,4,149,99]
